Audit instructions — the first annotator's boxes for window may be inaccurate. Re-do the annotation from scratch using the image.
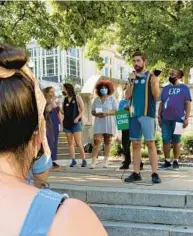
[46,50,53,55]
[104,56,108,64]
[42,48,58,77]
[67,56,80,77]
[46,57,54,76]
[120,66,124,80]
[28,47,38,78]
[43,58,46,76]
[28,49,32,56]
[67,48,80,58]
[104,67,108,77]
[110,68,112,78]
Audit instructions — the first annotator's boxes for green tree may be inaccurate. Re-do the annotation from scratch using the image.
[117,1,193,83]
[51,1,193,83]
[0,1,57,48]
[2,1,193,84]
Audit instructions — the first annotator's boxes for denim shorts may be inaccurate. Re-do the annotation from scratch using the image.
[162,119,182,143]
[63,122,82,134]
[130,116,156,141]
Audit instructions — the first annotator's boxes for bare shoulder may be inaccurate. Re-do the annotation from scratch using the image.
[48,198,107,236]
[76,94,82,101]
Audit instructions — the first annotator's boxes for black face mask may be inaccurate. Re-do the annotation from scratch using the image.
[169,76,177,85]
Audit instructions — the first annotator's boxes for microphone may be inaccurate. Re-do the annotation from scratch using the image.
[128,71,136,84]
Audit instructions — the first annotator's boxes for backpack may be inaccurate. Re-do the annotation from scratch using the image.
[83,142,93,153]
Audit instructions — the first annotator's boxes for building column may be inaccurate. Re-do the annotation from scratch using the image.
[37,47,40,80]
[39,48,43,83]
[63,50,67,82]
[57,47,60,83]
[79,48,84,85]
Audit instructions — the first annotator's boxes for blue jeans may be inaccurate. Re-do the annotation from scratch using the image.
[162,119,182,143]
[130,116,156,141]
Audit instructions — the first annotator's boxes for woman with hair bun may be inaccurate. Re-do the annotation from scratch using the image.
[91,80,118,169]
[0,44,107,236]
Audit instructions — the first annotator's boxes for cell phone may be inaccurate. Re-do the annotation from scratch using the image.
[154,69,162,77]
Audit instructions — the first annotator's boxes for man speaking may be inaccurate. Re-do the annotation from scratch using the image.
[125,51,161,184]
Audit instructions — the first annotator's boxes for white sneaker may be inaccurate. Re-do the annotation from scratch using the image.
[103,159,108,168]
[90,161,96,169]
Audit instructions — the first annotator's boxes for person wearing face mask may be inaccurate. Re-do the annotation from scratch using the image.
[125,51,161,184]
[158,69,192,170]
[90,80,118,169]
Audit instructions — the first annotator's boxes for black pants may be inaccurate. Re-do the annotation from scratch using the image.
[122,129,131,165]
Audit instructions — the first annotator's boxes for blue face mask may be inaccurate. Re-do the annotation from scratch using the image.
[100,88,108,95]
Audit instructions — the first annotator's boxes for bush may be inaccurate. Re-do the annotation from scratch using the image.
[110,140,123,156]
[142,132,162,154]
[155,132,162,151]
[182,134,193,154]
[141,148,148,158]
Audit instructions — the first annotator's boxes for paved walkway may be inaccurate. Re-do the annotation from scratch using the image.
[48,159,193,192]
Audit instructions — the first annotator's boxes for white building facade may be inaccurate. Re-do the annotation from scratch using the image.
[27,41,132,95]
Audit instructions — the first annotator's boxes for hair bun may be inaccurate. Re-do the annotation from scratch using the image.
[0,44,28,70]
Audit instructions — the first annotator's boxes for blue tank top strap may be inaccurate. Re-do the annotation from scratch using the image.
[20,189,68,236]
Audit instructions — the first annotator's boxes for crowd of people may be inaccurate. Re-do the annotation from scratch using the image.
[42,51,192,186]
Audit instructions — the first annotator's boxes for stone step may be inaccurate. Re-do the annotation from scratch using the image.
[92,204,193,226]
[103,221,193,236]
[57,153,91,160]
[58,142,73,148]
[58,146,79,152]
[49,185,189,208]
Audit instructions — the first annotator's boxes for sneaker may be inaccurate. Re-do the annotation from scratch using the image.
[119,164,129,170]
[70,159,77,167]
[159,160,172,169]
[81,160,87,167]
[52,162,60,169]
[152,173,161,184]
[173,160,179,170]
[140,162,144,171]
[90,161,96,169]
[103,159,108,168]
[124,172,142,183]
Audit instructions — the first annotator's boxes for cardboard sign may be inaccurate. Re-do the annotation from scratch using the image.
[115,110,129,130]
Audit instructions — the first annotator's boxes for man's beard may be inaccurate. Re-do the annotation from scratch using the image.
[134,65,144,73]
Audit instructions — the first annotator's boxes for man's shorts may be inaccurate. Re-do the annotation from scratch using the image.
[130,116,156,141]
[162,119,182,144]
[63,122,82,134]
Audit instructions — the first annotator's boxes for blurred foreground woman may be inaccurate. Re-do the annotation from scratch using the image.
[0,44,107,236]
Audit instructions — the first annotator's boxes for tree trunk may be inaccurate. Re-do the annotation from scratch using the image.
[183,67,190,84]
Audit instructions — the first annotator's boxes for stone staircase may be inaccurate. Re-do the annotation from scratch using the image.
[51,185,193,236]
[57,132,91,160]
